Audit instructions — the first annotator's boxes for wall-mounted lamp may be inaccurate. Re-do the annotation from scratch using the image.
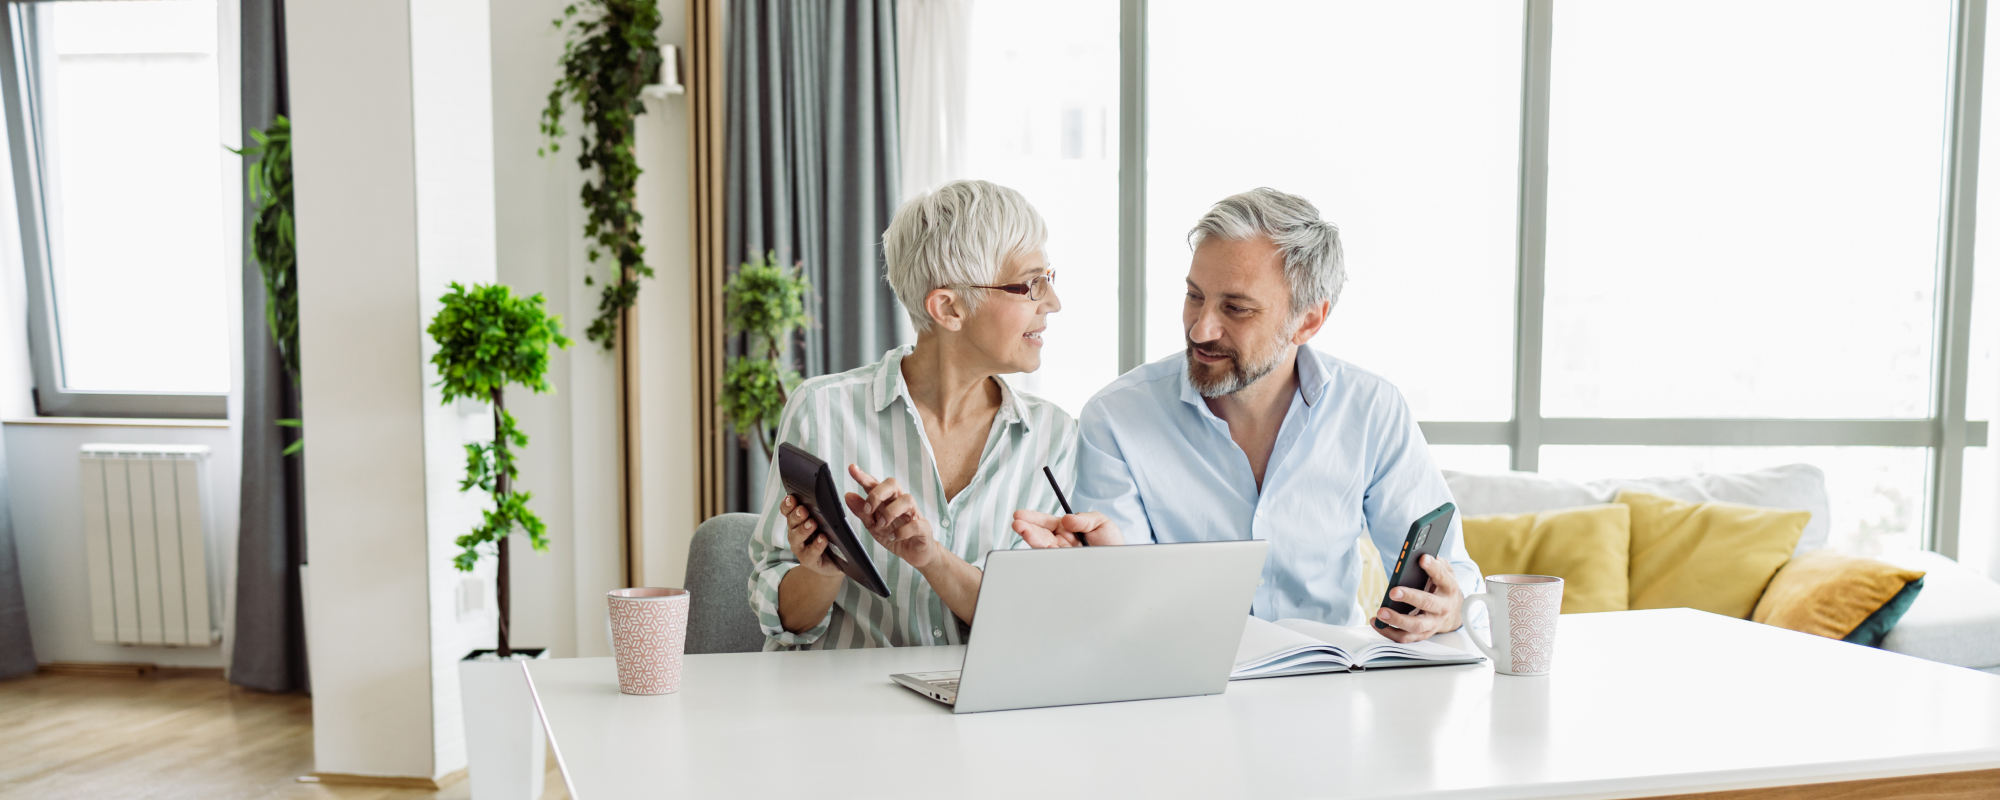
[643,44,685,99]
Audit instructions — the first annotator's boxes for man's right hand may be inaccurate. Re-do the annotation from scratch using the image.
[1013,509,1123,548]
[781,495,844,578]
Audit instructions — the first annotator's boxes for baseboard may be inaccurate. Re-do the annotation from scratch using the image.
[37,662,226,679]
[300,768,468,791]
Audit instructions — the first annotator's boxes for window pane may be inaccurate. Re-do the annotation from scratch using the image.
[964,0,1118,416]
[1972,261,1996,422]
[1539,446,1931,557]
[1963,446,1995,578]
[1971,3,2000,424]
[1541,1,1951,419]
[28,0,228,393]
[1429,445,1512,475]
[1146,1,1521,422]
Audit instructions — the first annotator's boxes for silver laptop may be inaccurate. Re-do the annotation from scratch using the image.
[893,539,1268,714]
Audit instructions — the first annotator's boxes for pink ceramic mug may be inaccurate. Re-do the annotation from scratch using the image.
[606,588,690,695]
[1460,575,1563,676]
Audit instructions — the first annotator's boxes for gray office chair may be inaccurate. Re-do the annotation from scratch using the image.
[683,513,769,654]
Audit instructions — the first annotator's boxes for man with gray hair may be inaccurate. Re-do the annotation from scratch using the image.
[1013,188,1483,644]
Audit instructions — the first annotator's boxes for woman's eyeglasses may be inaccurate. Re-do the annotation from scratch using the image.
[969,270,1056,301]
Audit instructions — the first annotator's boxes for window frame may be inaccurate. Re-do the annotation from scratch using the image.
[1117,0,1990,556]
[0,1,230,419]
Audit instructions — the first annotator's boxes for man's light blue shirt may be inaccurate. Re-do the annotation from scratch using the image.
[1074,344,1484,628]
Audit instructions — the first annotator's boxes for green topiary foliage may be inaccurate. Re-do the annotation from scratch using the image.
[720,252,811,458]
[429,282,573,657]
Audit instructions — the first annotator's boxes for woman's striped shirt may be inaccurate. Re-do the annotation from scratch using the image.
[747,345,1078,650]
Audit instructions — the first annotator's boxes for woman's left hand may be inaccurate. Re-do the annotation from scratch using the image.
[843,464,941,570]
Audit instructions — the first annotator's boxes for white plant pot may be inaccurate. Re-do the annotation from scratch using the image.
[460,648,551,800]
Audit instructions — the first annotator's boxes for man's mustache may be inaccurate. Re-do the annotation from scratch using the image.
[1187,338,1237,360]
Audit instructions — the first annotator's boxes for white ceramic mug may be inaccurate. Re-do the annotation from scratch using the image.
[606,588,690,695]
[1460,575,1563,677]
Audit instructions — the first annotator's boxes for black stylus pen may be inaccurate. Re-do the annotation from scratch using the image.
[1041,466,1086,546]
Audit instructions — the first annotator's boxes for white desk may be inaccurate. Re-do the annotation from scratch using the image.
[525,609,2000,799]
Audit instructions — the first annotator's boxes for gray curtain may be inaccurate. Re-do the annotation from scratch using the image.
[230,0,307,694]
[0,428,32,679]
[724,0,903,512]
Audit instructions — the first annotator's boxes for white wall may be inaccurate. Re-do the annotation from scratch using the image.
[6,422,239,668]
[489,0,620,661]
[635,1,701,597]
[490,0,695,661]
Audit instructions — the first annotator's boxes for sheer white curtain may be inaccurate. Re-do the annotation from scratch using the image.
[896,0,971,200]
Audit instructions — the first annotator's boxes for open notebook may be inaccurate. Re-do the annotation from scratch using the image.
[1233,616,1484,679]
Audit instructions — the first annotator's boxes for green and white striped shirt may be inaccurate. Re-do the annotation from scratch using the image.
[747,345,1078,650]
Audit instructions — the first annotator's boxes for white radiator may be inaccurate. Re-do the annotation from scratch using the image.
[79,444,219,647]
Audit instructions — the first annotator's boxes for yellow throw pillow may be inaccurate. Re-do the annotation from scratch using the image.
[1619,490,1809,619]
[1356,535,1387,623]
[1752,550,1926,640]
[1462,504,1631,614]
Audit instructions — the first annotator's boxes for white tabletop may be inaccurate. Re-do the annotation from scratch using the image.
[525,609,2000,800]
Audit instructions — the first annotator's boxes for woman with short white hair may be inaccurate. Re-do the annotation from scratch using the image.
[746,179,1077,649]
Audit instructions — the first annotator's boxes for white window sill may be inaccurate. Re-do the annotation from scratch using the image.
[3,417,229,429]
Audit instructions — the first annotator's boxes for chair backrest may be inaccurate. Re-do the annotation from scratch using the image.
[683,513,767,654]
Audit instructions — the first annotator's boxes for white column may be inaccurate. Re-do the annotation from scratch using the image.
[291,0,499,780]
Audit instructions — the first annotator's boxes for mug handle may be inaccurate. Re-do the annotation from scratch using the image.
[1460,592,1501,664]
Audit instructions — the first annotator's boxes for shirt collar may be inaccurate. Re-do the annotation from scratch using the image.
[1177,342,1331,409]
[869,345,913,413]
[868,344,1035,432]
[1295,342,1329,407]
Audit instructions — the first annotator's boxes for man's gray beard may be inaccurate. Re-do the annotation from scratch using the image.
[1187,332,1291,399]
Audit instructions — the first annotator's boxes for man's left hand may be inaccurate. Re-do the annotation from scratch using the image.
[1374,554,1463,644]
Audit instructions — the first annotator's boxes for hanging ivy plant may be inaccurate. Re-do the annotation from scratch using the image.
[539,0,662,349]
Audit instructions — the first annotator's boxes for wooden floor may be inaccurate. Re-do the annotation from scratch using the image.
[0,670,567,800]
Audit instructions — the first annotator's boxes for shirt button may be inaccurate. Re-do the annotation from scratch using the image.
[932,628,943,638]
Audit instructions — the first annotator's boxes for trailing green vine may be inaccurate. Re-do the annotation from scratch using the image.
[232,115,302,455]
[539,0,662,349]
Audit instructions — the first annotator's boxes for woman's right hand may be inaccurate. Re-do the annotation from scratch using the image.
[781,495,844,578]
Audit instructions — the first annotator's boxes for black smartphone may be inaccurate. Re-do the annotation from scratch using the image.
[1373,502,1457,631]
[777,442,893,598]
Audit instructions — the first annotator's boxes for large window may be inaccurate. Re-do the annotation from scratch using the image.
[961,0,1993,563]
[2,0,232,418]
[1542,1,1951,421]
[1146,1,1523,425]
[962,0,1120,415]
[1532,0,1956,556]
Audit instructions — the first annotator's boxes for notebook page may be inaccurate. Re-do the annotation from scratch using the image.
[1235,615,1337,671]
[1276,618,1471,663]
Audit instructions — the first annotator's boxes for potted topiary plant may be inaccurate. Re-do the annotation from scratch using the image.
[720,251,812,459]
[429,282,571,800]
